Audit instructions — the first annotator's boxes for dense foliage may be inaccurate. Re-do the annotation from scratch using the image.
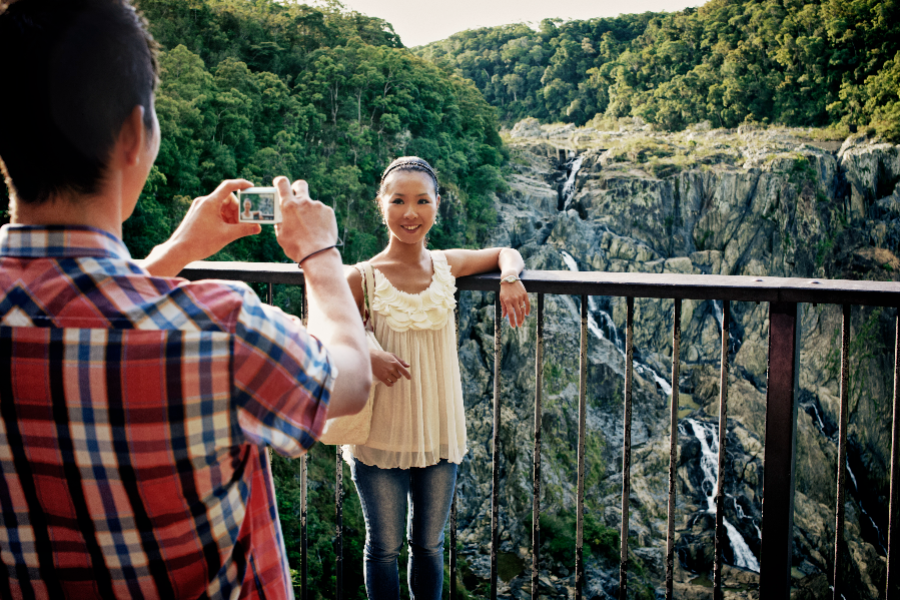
[0,0,507,257]
[416,0,900,137]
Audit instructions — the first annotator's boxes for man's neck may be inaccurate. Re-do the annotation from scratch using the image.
[11,190,124,239]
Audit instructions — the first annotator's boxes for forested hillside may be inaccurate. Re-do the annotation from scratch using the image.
[0,0,508,260]
[416,0,900,137]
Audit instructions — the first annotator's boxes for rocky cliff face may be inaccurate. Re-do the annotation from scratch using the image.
[451,118,900,599]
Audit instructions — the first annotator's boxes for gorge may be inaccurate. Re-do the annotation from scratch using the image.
[447,118,900,599]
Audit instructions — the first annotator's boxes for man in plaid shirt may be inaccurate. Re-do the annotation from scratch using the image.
[0,0,372,598]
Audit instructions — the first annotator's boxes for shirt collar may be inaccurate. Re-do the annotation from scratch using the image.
[0,224,133,260]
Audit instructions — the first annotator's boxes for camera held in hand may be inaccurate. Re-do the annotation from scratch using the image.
[238,187,282,224]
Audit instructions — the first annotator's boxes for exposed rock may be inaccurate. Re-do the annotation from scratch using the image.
[452,121,899,599]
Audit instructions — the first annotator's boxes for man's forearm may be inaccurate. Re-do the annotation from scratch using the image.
[140,239,191,278]
[302,250,372,417]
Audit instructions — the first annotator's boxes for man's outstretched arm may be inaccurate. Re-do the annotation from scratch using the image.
[140,179,261,277]
[272,177,371,417]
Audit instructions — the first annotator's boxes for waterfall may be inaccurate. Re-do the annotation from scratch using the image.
[560,251,671,397]
[847,462,886,553]
[561,249,761,570]
[803,398,887,554]
[560,154,584,210]
[683,419,761,572]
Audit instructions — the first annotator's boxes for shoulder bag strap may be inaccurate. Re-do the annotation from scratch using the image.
[362,262,377,324]
[356,262,378,330]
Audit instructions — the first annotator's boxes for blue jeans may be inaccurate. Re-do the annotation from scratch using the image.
[349,458,458,600]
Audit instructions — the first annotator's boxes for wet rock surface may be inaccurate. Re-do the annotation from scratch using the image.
[452,121,899,598]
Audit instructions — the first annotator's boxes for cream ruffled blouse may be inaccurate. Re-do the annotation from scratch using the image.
[344,251,468,469]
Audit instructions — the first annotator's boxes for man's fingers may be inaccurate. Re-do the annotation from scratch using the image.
[233,223,261,239]
[274,176,292,201]
[212,179,254,199]
[291,179,310,199]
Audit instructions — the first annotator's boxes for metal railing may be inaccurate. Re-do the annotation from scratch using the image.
[181,261,900,600]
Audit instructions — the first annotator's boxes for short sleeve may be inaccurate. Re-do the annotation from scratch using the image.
[232,291,336,457]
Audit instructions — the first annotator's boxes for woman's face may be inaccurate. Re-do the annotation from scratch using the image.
[243,199,252,214]
[380,170,439,245]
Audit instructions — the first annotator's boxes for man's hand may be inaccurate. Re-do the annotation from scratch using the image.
[274,177,339,264]
[142,179,261,277]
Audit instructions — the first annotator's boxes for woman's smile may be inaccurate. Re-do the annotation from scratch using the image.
[379,170,440,245]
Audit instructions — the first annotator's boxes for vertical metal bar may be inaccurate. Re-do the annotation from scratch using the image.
[450,490,458,600]
[267,282,274,305]
[335,447,343,600]
[532,294,544,600]
[490,294,502,600]
[887,310,900,599]
[300,454,308,600]
[302,284,308,325]
[619,297,635,600]
[665,298,682,600]
[714,301,730,600]
[300,276,309,600]
[759,302,801,600]
[451,289,461,600]
[834,304,851,600]
[575,295,588,600]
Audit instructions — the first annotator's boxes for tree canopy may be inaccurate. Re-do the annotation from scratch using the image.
[416,0,900,136]
[1,0,507,259]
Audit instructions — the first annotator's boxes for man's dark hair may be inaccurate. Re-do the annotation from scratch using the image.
[0,0,159,204]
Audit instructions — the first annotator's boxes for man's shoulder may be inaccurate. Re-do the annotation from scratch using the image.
[163,276,263,333]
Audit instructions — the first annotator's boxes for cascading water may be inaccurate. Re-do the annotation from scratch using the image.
[561,249,762,571]
[847,462,887,554]
[802,398,887,554]
[559,154,584,211]
[560,251,672,397]
[682,419,761,572]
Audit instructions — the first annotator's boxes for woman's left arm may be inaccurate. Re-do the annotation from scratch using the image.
[443,247,531,327]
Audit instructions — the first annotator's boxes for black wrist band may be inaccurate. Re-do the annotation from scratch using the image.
[297,244,338,267]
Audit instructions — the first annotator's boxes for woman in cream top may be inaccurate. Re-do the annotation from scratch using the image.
[344,157,529,600]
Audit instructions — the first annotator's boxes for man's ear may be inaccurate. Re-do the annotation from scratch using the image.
[117,105,147,167]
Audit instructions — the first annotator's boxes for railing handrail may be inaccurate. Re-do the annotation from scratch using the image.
[177,258,900,600]
[179,260,900,306]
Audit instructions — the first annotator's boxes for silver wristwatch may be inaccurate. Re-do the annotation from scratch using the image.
[500,274,520,284]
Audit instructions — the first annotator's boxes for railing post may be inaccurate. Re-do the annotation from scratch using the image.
[714,301,730,600]
[887,310,900,599]
[451,289,461,600]
[299,454,308,600]
[665,298,681,600]
[759,302,801,599]
[619,297,635,600]
[532,294,544,600]
[335,447,343,600]
[575,296,588,600]
[834,304,851,600]
[490,294,502,600]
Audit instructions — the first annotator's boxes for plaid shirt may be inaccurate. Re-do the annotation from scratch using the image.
[0,225,335,599]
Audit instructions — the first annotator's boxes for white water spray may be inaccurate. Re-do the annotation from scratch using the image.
[561,251,672,397]
[683,419,760,572]
[561,155,584,210]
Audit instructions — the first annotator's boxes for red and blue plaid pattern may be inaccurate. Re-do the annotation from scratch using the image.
[0,225,334,599]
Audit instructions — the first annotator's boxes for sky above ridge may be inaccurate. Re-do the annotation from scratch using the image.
[334,0,710,48]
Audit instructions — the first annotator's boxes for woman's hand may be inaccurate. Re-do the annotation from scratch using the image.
[500,279,530,328]
[371,348,411,387]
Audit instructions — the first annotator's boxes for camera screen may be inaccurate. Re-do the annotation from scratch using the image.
[238,188,281,223]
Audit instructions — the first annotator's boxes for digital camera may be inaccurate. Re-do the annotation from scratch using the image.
[237,187,281,224]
